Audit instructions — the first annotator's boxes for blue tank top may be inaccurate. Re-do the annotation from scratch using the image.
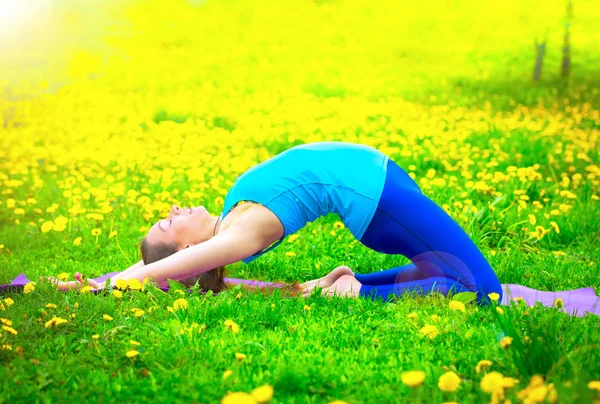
[222,141,389,263]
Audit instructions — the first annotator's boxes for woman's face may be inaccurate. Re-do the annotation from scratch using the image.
[145,205,213,249]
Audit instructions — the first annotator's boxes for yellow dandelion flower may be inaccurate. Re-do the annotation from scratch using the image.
[103,314,113,321]
[54,216,67,226]
[175,290,185,296]
[407,312,418,320]
[80,286,93,294]
[222,370,233,380]
[74,303,79,309]
[0,318,13,326]
[287,234,300,243]
[419,324,439,340]
[115,279,128,290]
[438,371,461,392]
[224,319,240,333]
[502,377,520,388]
[133,310,145,318]
[45,303,57,309]
[528,214,536,225]
[304,305,311,311]
[220,392,254,404]
[130,340,141,346]
[126,350,139,358]
[167,306,174,313]
[329,230,336,237]
[528,385,548,402]
[70,314,75,319]
[333,221,345,229]
[488,292,500,302]
[109,230,118,238]
[127,278,142,290]
[91,229,101,236]
[24,282,36,294]
[499,336,513,348]
[2,325,17,335]
[548,384,558,402]
[112,290,123,298]
[73,237,82,246]
[476,359,492,373]
[480,371,505,393]
[534,225,548,240]
[529,375,545,388]
[449,300,466,313]
[285,251,296,257]
[2,298,13,307]
[588,381,600,391]
[1,344,12,351]
[251,384,274,403]
[549,221,560,233]
[553,298,564,308]
[173,298,189,311]
[235,352,247,361]
[44,317,67,329]
[92,334,99,340]
[57,273,69,281]
[496,307,504,315]
[401,370,426,387]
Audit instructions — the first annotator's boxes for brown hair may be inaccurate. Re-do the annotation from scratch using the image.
[140,237,302,297]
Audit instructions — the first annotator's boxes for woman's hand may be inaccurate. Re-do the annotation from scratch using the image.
[41,272,105,291]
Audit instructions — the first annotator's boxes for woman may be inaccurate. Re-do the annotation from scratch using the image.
[46,141,503,304]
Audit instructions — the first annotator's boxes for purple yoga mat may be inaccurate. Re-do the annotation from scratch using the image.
[2,272,599,317]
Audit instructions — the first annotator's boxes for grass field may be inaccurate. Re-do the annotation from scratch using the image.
[1,0,599,402]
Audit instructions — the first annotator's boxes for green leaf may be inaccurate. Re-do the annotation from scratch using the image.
[452,292,477,304]
[167,278,186,293]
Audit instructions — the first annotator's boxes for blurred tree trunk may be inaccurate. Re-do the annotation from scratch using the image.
[533,37,546,81]
[561,0,573,78]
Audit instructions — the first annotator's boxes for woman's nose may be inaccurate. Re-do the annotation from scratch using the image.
[171,205,180,215]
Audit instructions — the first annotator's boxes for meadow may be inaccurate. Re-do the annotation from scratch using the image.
[1,0,599,402]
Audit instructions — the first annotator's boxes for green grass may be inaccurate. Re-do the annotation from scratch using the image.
[1,0,600,402]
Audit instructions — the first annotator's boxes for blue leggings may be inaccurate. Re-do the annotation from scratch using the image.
[355,159,502,304]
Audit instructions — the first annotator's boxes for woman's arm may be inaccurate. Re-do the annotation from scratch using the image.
[109,223,269,285]
[117,259,145,277]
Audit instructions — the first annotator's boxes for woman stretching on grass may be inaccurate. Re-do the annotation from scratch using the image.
[46,141,503,304]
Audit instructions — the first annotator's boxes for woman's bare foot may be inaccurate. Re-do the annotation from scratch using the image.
[301,265,355,297]
[320,275,362,298]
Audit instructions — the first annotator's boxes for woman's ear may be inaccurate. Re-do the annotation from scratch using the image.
[182,243,196,249]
